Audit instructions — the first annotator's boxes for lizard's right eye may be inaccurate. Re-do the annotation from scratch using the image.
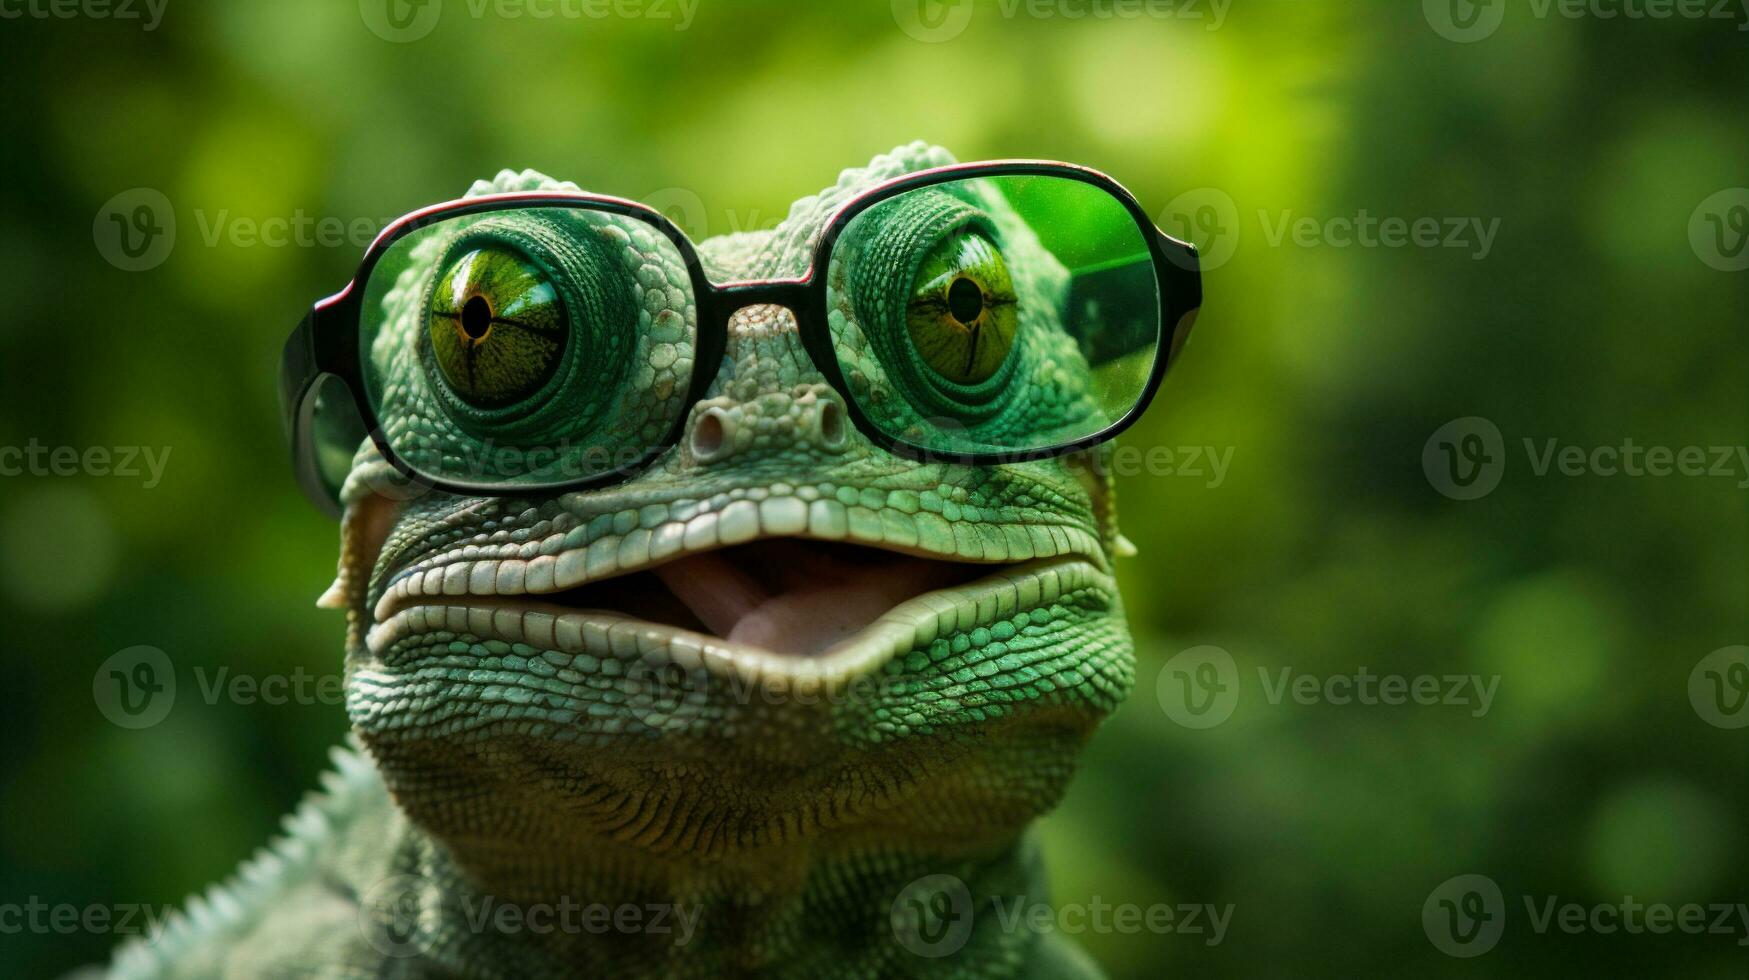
[358,205,701,490]
[427,247,569,408]
[904,231,1017,387]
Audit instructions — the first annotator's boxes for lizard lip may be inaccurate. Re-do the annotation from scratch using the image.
[366,551,1108,692]
[365,515,1112,688]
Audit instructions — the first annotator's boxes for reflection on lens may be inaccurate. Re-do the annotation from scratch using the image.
[357,207,698,489]
[307,373,367,500]
[827,174,1162,457]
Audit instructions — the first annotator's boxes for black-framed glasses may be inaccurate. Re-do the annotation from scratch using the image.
[281,160,1203,517]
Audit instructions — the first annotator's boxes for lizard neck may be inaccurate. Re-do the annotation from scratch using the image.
[390,826,1054,979]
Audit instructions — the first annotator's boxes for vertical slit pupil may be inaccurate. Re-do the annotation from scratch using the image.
[947,277,984,325]
[460,295,493,339]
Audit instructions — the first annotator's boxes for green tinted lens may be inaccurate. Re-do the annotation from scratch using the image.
[306,373,368,502]
[827,174,1161,456]
[358,206,697,489]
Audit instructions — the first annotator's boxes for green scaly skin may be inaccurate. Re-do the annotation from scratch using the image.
[109,143,1134,979]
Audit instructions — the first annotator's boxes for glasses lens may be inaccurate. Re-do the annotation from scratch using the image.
[826,173,1162,457]
[357,206,697,489]
[304,373,368,502]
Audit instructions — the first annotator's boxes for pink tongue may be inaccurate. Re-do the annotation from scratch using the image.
[651,547,968,656]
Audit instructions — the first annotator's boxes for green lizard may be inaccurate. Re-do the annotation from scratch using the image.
[109,142,1174,979]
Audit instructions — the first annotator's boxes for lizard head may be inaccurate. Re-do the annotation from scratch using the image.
[328,143,1136,863]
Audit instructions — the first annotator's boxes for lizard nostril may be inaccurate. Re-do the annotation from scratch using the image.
[690,408,731,462]
[817,399,847,451]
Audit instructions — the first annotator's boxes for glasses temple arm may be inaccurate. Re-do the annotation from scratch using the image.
[1156,231,1202,363]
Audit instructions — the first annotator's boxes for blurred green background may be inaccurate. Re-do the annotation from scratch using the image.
[0,0,1744,976]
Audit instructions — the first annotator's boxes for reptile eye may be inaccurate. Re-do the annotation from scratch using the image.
[427,247,568,408]
[905,232,1017,385]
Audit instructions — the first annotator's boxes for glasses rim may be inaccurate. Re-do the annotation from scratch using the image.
[280,159,1203,517]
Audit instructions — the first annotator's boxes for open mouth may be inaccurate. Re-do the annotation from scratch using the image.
[518,538,995,658]
[365,507,1113,690]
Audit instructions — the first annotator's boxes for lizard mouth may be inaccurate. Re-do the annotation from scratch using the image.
[364,508,1112,691]
[498,538,994,657]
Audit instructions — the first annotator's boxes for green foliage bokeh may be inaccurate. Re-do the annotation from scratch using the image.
[0,1,1743,976]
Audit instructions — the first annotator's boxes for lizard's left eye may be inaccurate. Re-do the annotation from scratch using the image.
[905,232,1017,386]
[427,247,568,408]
